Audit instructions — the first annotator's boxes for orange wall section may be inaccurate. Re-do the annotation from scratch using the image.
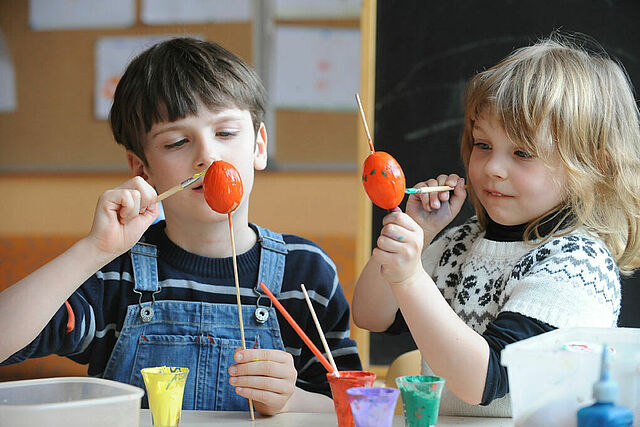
[0,172,359,237]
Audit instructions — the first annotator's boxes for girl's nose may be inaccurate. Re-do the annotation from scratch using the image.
[484,154,508,179]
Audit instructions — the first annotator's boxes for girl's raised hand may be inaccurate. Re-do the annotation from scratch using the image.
[373,209,425,286]
[405,174,466,246]
[87,176,159,258]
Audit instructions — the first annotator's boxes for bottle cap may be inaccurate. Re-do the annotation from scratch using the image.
[593,343,618,403]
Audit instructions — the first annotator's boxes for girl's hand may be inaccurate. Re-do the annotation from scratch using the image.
[373,210,425,286]
[229,348,297,416]
[405,174,466,246]
[86,176,159,258]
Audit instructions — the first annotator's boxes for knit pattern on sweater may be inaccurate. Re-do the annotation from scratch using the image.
[420,217,620,417]
[422,217,620,331]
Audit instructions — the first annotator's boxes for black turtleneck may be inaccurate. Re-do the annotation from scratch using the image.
[485,209,575,242]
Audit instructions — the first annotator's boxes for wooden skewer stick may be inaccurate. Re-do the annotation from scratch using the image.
[156,171,206,202]
[355,93,375,154]
[228,213,255,421]
[300,284,340,377]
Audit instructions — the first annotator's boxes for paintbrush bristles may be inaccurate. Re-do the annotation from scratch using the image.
[155,171,205,202]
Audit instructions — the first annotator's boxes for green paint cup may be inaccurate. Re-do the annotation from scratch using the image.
[395,375,445,427]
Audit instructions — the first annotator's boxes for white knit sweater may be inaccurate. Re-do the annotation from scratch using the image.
[419,217,621,417]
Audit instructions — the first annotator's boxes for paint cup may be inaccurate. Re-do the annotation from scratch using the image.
[395,375,445,427]
[327,371,377,427]
[141,366,189,427]
[347,386,400,427]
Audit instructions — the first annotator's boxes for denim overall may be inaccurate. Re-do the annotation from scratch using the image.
[102,224,287,410]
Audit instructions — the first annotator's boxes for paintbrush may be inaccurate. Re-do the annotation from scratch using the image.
[405,184,469,194]
[405,186,454,194]
[156,171,206,202]
[300,284,340,377]
[259,283,335,374]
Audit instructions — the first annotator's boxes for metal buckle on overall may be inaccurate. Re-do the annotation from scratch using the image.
[133,287,162,322]
[253,287,272,324]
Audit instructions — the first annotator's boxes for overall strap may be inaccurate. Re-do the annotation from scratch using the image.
[130,242,159,292]
[251,223,287,295]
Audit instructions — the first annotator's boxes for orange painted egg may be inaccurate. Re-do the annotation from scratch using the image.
[203,161,244,214]
[362,151,406,209]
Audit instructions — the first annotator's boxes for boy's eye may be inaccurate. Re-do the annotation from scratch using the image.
[216,130,239,138]
[166,138,188,149]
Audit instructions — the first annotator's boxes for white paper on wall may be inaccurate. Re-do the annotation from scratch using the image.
[29,0,135,30]
[0,28,16,112]
[273,26,360,111]
[274,0,361,19]
[141,0,252,24]
[94,35,201,120]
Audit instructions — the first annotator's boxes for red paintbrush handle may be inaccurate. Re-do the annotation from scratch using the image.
[259,282,334,373]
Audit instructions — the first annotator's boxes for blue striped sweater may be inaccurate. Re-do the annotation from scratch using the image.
[2,221,362,396]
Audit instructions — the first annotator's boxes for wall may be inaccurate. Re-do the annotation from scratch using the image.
[0,0,368,380]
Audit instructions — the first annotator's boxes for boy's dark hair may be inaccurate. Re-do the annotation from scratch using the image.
[110,37,266,164]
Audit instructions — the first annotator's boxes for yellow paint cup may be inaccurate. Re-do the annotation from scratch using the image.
[141,366,189,427]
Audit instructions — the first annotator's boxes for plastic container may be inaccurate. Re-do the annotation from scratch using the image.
[502,327,640,427]
[0,376,144,427]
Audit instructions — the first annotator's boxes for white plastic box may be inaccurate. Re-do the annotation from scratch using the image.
[502,327,640,427]
[0,377,144,427]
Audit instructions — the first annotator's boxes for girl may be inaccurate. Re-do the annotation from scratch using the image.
[352,35,640,417]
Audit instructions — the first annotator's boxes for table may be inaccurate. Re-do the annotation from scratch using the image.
[138,410,514,426]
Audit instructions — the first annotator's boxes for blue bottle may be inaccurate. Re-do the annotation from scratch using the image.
[577,343,633,427]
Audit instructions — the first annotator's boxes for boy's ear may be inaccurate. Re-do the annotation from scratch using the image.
[127,151,149,181]
[254,122,268,171]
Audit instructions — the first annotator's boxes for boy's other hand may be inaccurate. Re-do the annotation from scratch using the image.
[229,348,297,416]
[87,176,159,258]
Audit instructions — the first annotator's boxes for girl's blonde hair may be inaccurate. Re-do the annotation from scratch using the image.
[460,34,640,274]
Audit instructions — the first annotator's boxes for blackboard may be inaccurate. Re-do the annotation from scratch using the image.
[369,0,640,365]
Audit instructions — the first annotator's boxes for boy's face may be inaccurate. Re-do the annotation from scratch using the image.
[127,103,267,225]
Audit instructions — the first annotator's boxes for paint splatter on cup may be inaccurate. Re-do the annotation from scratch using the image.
[327,371,377,427]
[395,375,445,427]
[347,386,399,427]
[141,366,189,427]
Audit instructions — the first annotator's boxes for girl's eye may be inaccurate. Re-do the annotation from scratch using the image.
[515,150,534,159]
[473,142,491,150]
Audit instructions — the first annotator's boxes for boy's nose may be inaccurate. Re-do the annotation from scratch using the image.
[193,141,220,171]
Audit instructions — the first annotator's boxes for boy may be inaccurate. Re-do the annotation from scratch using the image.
[0,38,361,415]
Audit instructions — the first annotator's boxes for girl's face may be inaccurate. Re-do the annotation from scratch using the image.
[468,112,566,226]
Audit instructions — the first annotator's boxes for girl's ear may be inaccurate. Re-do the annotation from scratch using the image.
[127,151,149,181]
[254,122,268,171]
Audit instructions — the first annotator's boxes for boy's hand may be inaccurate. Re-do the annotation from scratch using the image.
[87,176,159,257]
[373,210,425,286]
[405,174,466,247]
[229,348,297,416]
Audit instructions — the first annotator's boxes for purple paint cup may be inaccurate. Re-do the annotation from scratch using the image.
[346,387,400,427]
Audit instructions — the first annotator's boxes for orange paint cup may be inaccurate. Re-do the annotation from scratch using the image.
[327,371,376,427]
